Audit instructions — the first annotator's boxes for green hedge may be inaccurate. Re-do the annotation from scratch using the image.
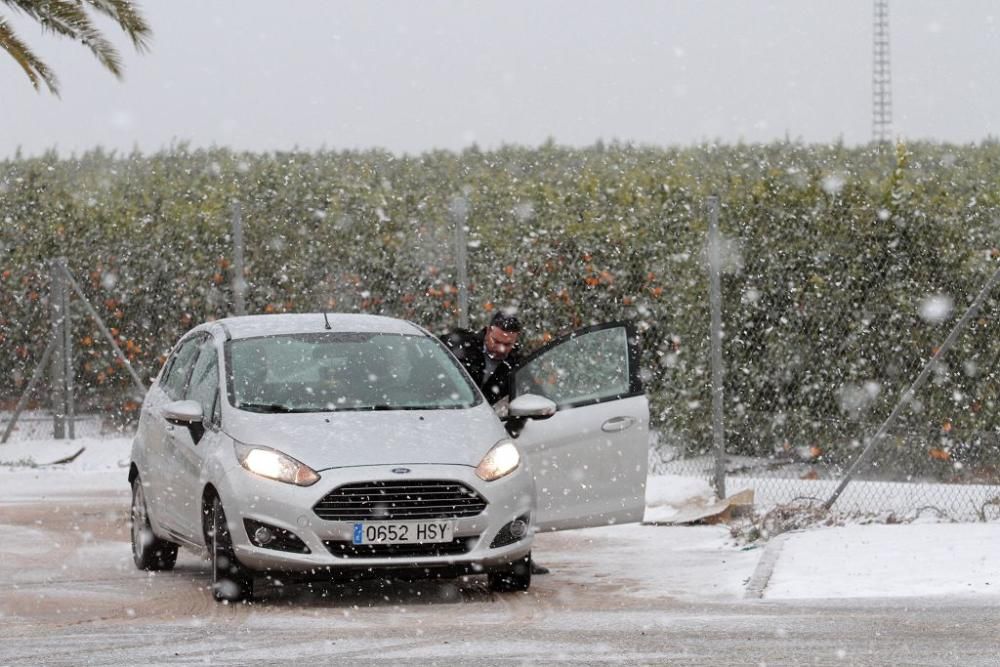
[3,141,1000,474]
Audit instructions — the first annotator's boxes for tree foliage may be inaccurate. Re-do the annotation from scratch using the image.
[0,0,151,95]
[2,141,1000,477]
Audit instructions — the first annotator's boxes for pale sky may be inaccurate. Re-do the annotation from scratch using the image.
[0,1,997,158]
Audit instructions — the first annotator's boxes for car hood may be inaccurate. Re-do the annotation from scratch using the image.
[223,403,508,471]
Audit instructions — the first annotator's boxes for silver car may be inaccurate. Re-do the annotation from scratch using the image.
[129,313,647,601]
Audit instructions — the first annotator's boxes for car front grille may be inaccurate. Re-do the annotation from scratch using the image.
[323,536,478,559]
[313,480,488,521]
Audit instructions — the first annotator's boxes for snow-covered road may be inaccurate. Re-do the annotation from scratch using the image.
[2,436,999,665]
[2,493,999,666]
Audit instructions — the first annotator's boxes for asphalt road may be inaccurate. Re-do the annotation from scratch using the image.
[1,494,997,666]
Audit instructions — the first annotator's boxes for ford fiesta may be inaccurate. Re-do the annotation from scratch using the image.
[129,313,648,602]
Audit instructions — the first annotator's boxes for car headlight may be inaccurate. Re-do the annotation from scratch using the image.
[234,442,320,486]
[476,440,520,481]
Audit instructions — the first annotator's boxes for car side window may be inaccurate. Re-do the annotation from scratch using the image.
[512,325,633,408]
[161,336,203,400]
[186,341,220,426]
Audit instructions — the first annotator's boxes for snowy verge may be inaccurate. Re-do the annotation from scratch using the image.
[765,524,1000,600]
[0,435,133,501]
[538,523,759,602]
[0,411,116,442]
[643,474,716,523]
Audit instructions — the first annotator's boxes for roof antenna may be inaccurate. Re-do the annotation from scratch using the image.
[323,311,332,330]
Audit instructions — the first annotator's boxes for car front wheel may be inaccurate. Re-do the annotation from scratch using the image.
[207,496,254,602]
[130,477,179,571]
[488,553,532,592]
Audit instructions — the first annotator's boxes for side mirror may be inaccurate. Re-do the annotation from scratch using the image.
[162,400,204,426]
[508,394,557,420]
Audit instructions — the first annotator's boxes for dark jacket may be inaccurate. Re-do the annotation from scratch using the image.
[440,327,522,404]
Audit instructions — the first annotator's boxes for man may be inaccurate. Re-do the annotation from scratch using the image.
[441,310,523,405]
[440,310,550,575]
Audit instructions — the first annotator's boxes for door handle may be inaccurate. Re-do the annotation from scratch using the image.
[601,416,635,433]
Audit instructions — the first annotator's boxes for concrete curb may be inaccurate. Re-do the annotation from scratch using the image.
[744,532,792,599]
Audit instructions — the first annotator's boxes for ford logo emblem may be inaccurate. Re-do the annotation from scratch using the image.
[391,467,411,474]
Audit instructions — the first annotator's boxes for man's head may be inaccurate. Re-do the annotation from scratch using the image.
[484,311,521,361]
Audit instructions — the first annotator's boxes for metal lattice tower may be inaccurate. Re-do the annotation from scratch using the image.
[872,0,892,144]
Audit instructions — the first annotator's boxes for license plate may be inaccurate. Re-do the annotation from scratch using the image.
[352,520,455,545]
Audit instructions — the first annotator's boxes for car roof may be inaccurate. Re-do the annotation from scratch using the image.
[200,313,427,340]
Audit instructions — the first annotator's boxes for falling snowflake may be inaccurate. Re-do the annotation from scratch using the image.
[918,295,953,323]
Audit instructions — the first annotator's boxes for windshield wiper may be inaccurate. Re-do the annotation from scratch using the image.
[237,402,309,413]
[335,404,462,412]
[238,402,466,414]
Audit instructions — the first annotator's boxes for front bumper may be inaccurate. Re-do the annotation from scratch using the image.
[216,462,535,575]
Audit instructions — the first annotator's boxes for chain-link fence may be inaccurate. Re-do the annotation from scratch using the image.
[655,189,1000,521]
[3,145,1000,520]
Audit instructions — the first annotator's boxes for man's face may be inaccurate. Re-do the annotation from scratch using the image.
[484,325,519,361]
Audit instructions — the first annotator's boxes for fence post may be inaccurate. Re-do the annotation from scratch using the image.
[64,266,75,440]
[450,195,470,330]
[49,257,69,439]
[231,200,247,316]
[707,196,727,500]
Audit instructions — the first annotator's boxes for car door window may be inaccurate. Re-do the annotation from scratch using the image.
[161,336,203,400]
[511,321,648,532]
[512,323,639,408]
[186,341,220,426]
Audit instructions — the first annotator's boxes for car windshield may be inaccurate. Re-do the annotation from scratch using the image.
[226,332,479,412]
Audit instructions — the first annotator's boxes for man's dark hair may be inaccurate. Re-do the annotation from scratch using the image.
[490,310,522,333]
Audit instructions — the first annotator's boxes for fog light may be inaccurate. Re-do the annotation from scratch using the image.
[253,526,275,545]
[490,515,531,548]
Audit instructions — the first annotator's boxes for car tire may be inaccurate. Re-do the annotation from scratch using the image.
[488,553,532,592]
[208,496,254,603]
[131,477,179,571]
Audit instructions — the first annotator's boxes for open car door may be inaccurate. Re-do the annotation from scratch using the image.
[510,321,648,532]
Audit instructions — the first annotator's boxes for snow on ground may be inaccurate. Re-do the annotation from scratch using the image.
[0,434,133,501]
[4,432,1000,603]
[643,474,715,523]
[544,523,759,601]
[728,475,1000,522]
[765,524,1000,600]
[659,454,1000,521]
[0,410,112,442]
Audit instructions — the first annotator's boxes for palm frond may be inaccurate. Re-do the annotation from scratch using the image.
[19,0,126,77]
[83,0,152,51]
[0,16,59,94]
[0,0,152,92]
